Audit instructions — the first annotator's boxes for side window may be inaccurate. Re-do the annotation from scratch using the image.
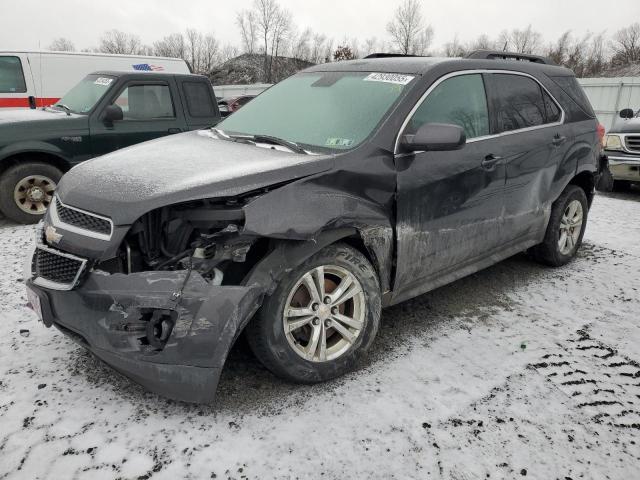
[407,74,489,139]
[0,56,27,93]
[491,74,547,132]
[113,84,175,120]
[182,81,216,117]
[543,90,562,123]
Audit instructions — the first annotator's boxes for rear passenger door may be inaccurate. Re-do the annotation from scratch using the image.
[484,73,567,243]
[89,78,187,156]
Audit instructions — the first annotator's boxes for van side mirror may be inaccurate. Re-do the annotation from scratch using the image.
[401,123,466,152]
[103,104,124,125]
[619,108,635,119]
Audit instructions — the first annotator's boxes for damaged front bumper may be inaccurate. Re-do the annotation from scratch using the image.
[27,270,262,403]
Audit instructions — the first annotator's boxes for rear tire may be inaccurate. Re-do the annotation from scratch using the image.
[0,162,62,224]
[530,185,588,267]
[245,243,381,384]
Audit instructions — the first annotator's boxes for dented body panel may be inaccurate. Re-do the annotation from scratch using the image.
[28,56,600,403]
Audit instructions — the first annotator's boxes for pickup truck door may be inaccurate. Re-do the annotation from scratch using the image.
[89,77,188,157]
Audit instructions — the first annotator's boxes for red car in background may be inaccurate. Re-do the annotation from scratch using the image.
[218,95,255,117]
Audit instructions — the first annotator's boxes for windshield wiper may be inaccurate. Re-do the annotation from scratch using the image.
[53,104,72,116]
[212,129,307,154]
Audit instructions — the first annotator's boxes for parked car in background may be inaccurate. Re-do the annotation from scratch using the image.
[218,95,256,117]
[25,51,601,403]
[0,51,190,109]
[599,108,640,191]
[0,71,220,223]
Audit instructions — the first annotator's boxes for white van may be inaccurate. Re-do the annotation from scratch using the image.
[0,51,190,109]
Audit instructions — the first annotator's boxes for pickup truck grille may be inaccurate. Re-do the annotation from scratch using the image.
[32,245,87,290]
[55,198,112,237]
[626,135,640,153]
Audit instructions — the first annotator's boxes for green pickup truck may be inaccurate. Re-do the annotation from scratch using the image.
[0,71,220,223]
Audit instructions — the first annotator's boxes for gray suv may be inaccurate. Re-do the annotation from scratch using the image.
[25,51,601,403]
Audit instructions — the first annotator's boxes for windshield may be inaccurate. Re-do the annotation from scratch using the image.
[217,71,415,151]
[55,74,116,114]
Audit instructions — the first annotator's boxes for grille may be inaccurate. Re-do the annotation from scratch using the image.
[33,247,85,287]
[626,135,640,153]
[56,198,112,236]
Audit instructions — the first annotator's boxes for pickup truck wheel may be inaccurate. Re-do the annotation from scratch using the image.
[0,162,62,224]
[530,185,588,267]
[245,243,381,383]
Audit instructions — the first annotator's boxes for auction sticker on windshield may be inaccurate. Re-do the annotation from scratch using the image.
[364,73,415,85]
[94,77,113,86]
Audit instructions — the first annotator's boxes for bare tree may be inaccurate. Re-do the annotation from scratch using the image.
[501,25,543,54]
[48,38,75,52]
[611,22,640,65]
[443,35,466,57]
[386,0,433,55]
[220,43,239,63]
[153,33,186,59]
[268,8,292,80]
[237,10,258,55]
[98,30,145,55]
[311,33,328,63]
[362,37,379,57]
[291,27,312,61]
[254,0,280,81]
[333,45,356,61]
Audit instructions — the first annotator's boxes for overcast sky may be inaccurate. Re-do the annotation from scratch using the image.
[2,0,639,52]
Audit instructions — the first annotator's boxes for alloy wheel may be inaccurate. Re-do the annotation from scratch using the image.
[283,265,365,362]
[558,199,583,255]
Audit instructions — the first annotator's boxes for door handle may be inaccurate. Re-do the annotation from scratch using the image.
[481,154,502,169]
[168,127,182,134]
[552,134,566,146]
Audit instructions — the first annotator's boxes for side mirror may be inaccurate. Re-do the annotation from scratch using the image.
[619,108,635,120]
[401,123,466,152]
[103,104,123,125]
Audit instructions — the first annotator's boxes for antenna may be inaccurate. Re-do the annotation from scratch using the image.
[39,41,44,108]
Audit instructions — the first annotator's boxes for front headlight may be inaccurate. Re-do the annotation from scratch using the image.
[605,134,624,151]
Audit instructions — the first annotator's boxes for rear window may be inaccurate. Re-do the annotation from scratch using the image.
[183,81,217,117]
[491,74,547,132]
[549,76,595,118]
[0,56,27,93]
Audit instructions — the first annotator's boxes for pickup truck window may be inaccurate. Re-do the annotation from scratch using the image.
[0,56,27,93]
[182,81,216,117]
[114,84,175,120]
[56,74,116,114]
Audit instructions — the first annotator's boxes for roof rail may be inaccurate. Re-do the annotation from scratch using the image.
[364,53,421,59]
[466,50,556,66]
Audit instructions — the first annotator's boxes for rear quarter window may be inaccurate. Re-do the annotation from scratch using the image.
[183,81,217,117]
[549,75,595,118]
[0,56,27,93]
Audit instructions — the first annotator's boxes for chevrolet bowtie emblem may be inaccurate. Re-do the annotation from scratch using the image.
[45,225,63,244]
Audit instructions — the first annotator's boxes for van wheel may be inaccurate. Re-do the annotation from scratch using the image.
[0,162,62,224]
[245,243,381,383]
[530,185,588,267]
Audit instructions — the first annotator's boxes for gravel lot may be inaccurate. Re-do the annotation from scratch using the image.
[1,191,639,479]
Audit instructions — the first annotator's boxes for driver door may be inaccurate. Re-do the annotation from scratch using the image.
[89,79,186,157]
[393,73,507,303]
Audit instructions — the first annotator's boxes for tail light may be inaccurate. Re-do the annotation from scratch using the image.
[229,100,240,112]
[597,123,606,148]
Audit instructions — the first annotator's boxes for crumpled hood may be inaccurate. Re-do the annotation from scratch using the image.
[56,130,334,225]
[609,117,640,134]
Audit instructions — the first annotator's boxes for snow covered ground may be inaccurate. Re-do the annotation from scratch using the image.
[0,191,639,480]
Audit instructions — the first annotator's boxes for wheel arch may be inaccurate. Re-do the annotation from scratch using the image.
[0,150,72,177]
[568,169,596,207]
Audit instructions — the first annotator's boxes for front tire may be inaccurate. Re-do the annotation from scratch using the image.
[530,185,588,267]
[245,243,381,384]
[0,162,62,224]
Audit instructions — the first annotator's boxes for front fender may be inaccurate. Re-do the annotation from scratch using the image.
[0,139,71,164]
